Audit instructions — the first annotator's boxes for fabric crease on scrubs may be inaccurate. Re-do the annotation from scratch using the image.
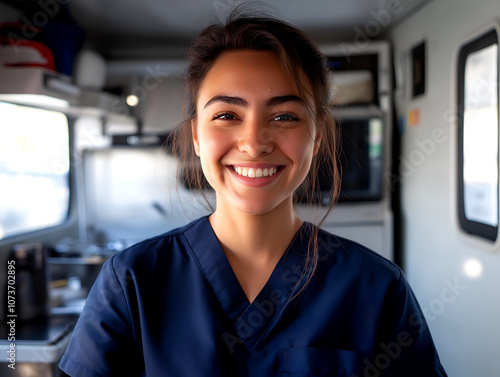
[59,216,448,377]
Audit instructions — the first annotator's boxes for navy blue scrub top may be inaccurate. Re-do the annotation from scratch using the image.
[60,216,447,377]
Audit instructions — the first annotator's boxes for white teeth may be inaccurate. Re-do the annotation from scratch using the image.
[233,166,278,178]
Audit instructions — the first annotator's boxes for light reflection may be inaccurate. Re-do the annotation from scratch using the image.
[463,258,483,279]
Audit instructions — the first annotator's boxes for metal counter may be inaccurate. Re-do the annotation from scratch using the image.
[0,315,77,377]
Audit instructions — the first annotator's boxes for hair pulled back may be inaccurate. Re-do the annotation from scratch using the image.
[170,11,341,295]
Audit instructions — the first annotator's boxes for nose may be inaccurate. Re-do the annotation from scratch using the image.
[238,121,274,157]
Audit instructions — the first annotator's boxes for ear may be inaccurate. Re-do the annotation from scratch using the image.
[191,119,200,156]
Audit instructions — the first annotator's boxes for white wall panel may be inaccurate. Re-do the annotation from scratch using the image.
[387,1,500,375]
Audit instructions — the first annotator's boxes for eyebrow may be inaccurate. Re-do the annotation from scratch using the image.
[203,95,303,109]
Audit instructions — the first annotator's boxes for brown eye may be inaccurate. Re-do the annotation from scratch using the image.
[272,113,299,122]
[213,113,236,121]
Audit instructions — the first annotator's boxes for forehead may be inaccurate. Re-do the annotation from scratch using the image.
[209,50,286,75]
[197,50,302,102]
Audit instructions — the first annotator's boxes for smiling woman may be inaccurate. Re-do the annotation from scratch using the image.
[59,11,447,377]
[193,51,320,218]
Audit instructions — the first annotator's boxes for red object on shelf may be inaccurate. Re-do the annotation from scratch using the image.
[0,22,55,71]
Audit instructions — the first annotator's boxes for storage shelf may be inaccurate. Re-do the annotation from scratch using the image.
[49,256,107,265]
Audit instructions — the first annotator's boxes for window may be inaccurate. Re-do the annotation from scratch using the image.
[457,29,499,241]
[0,102,70,239]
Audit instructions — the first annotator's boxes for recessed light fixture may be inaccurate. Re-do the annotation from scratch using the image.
[126,94,139,107]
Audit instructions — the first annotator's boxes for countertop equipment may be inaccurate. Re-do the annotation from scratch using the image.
[2,243,50,323]
[0,315,77,377]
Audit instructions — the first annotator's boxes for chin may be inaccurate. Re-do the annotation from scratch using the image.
[229,195,292,216]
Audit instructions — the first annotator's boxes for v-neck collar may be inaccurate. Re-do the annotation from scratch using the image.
[184,216,312,353]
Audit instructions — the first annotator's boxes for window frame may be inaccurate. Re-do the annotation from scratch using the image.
[457,28,499,242]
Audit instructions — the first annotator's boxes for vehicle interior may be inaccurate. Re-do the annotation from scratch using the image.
[0,0,499,376]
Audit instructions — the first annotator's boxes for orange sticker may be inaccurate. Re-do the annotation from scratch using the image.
[408,109,420,127]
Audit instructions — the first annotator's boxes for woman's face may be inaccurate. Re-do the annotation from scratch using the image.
[193,50,321,215]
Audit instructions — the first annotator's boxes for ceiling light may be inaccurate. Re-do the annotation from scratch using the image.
[126,94,139,107]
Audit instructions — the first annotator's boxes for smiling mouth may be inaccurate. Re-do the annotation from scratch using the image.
[232,166,282,178]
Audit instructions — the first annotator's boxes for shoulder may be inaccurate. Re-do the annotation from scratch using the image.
[313,225,403,284]
[109,216,210,271]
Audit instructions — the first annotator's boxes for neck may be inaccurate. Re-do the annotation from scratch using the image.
[209,197,302,264]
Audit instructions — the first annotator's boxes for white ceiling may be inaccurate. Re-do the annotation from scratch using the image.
[64,0,431,58]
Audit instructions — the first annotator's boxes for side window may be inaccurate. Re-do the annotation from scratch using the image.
[457,29,499,241]
[0,102,70,239]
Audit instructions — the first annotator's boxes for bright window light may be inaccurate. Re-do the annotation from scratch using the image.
[0,101,70,239]
[457,29,499,241]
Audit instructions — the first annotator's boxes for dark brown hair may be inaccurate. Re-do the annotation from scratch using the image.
[170,11,341,294]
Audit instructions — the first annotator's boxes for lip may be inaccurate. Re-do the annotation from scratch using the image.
[227,164,285,187]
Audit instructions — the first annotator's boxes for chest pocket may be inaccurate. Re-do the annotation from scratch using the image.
[282,347,363,377]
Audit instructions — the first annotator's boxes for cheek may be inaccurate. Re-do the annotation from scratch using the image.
[198,128,230,161]
[278,132,316,163]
